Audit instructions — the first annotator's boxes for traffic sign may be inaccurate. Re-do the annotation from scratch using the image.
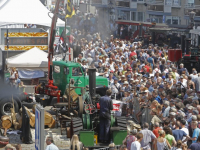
[56,26,71,36]
[66,26,71,36]
[35,104,44,150]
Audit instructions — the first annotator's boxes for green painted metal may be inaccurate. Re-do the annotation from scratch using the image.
[113,130,127,145]
[111,115,115,127]
[82,114,91,129]
[82,114,87,129]
[52,61,108,95]
[79,131,94,147]
[86,113,91,129]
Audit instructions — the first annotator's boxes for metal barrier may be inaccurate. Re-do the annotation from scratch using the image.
[141,108,152,126]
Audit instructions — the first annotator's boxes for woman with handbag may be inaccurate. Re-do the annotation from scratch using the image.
[155,130,171,150]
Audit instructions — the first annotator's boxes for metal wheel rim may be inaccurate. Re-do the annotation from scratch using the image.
[78,96,84,116]
[2,102,13,115]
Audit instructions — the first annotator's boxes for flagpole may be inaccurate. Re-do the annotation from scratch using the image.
[65,3,70,61]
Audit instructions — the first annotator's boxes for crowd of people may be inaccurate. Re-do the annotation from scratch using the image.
[72,31,200,150]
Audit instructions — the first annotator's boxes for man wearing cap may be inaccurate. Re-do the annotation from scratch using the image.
[110,78,121,100]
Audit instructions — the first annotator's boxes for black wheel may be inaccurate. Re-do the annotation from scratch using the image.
[0,97,19,116]
[21,102,37,109]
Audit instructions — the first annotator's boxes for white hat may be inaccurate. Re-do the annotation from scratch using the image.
[124,81,129,84]
[122,75,125,78]
[130,78,134,81]
[88,53,91,56]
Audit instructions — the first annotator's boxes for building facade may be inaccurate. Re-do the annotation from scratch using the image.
[92,0,200,26]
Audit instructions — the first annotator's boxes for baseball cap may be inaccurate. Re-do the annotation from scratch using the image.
[122,75,125,78]
[170,112,176,116]
[193,110,199,115]
[114,78,119,81]
[158,85,164,89]
[162,76,166,79]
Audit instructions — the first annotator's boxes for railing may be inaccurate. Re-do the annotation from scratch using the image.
[116,1,130,7]
[148,5,164,11]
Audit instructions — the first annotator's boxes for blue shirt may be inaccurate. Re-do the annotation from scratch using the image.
[172,129,187,141]
[192,128,200,143]
[163,106,170,117]
[155,95,162,104]
[148,85,154,93]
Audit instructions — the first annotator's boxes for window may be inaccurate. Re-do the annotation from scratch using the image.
[54,65,60,73]
[72,67,82,76]
[138,12,144,21]
[118,10,130,20]
[131,12,137,21]
[64,67,69,75]
[165,0,172,6]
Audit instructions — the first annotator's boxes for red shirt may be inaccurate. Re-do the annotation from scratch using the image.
[153,127,162,138]
[129,51,137,59]
[145,65,150,73]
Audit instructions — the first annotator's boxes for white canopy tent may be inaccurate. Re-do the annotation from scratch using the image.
[6,47,48,71]
[6,47,48,78]
[0,0,65,27]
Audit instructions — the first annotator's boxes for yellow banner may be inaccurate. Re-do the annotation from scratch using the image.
[4,32,48,37]
[5,46,48,51]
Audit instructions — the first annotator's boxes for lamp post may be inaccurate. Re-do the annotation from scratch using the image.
[189,10,196,29]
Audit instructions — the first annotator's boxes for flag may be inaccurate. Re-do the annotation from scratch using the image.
[54,30,68,54]
[65,0,75,18]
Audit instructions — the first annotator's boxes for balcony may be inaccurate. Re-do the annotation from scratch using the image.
[147,5,164,11]
[116,1,130,7]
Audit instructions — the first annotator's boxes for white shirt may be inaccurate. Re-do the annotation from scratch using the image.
[181,127,189,144]
[111,82,121,95]
[131,141,141,150]
[45,143,59,150]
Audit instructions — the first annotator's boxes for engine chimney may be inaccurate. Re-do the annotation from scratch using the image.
[88,68,96,98]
